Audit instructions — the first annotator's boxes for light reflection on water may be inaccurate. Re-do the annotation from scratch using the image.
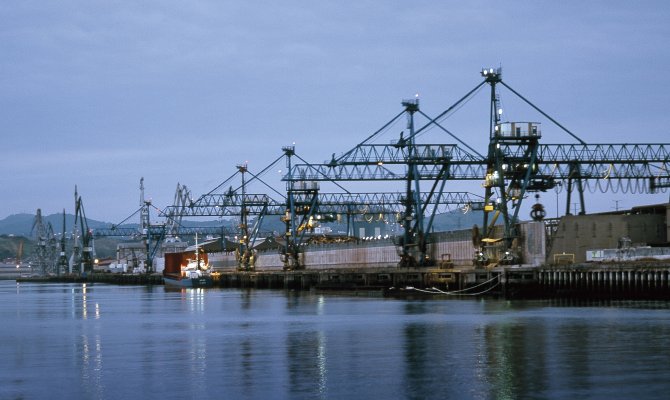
[2,281,670,399]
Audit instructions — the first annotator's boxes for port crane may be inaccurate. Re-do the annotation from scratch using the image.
[31,209,58,275]
[33,208,67,276]
[161,159,287,270]
[150,68,670,269]
[93,178,242,272]
[284,96,489,267]
[286,68,670,266]
[92,178,165,273]
[70,186,95,273]
[162,145,486,269]
[57,210,68,275]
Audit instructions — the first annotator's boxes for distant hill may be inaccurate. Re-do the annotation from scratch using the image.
[431,209,485,232]
[0,234,121,262]
[0,213,235,237]
[0,212,242,261]
[0,211,483,237]
[0,213,134,261]
[0,210,489,261]
[0,213,112,236]
[0,209,489,238]
[0,234,34,263]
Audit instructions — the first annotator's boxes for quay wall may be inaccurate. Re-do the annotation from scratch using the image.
[214,267,500,294]
[16,273,164,285]
[214,262,670,301]
[14,263,670,300]
[504,263,670,299]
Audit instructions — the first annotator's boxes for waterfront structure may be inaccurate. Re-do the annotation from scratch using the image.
[549,203,669,263]
[32,68,670,278]
[162,237,214,288]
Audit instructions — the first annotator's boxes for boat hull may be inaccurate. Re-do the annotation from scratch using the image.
[163,274,214,288]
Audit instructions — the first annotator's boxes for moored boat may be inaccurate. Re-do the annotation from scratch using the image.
[162,237,214,288]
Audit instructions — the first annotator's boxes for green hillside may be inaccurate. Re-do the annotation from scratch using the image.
[0,210,489,263]
[0,234,121,262]
[0,213,113,236]
[0,235,34,262]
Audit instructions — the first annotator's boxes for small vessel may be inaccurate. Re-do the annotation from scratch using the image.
[163,235,214,288]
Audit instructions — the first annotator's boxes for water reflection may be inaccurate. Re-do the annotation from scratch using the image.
[187,330,208,398]
[79,333,105,399]
[551,322,591,395]
[73,284,105,398]
[187,287,206,313]
[240,288,252,309]
[401,306,489,399]
[402,322,429,400]
[4,283,670,400]
[287,330,328,399]
[68,283,101,320]
[483,320,549,399]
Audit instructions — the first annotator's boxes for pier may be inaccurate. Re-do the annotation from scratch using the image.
[16,262,670,300]
[16,272,164,285]
[503,263,670,300]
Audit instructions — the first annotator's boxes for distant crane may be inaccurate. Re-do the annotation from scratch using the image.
[94,178,244,273]
[57,209,68,276]
[16,240,23,268]
[31,209,48,274]
[164,182,193,240]
[69,186,95,274]
[31,208,58,275]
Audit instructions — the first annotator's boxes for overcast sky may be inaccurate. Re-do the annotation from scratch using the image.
[2,0,669,223]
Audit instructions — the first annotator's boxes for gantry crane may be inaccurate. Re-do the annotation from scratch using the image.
[285,68,670,266]
[161,159,286,270]
[281,143,486,269]
[164,144,486,270]
[93,178,241,272]
[283,97,487,267]
[151,69,670,269]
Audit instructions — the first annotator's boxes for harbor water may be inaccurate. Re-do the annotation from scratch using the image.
[2,281,670,399]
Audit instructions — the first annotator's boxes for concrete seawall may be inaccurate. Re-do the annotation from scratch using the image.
[503,263,670,299]
[14,262,670,300]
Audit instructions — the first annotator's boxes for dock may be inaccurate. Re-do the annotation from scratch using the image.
[14,262,670,300]
[16,273,164,285]
[504,262,670,300]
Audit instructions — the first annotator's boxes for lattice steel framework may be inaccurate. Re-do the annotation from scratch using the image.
[283,68,670,265]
